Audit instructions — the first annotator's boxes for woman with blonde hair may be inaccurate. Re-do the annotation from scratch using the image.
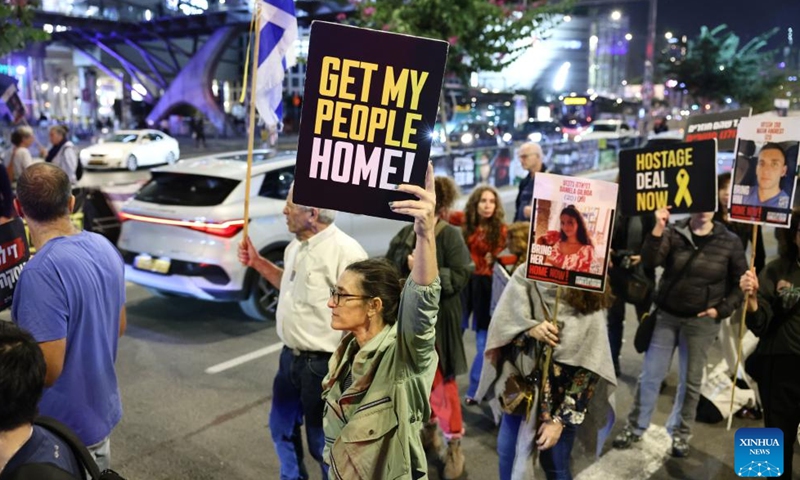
[6,126,35,183]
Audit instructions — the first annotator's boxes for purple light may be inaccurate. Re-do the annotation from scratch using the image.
[779,62,786,69]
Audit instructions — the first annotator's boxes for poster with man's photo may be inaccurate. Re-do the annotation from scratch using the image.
[526,173,618,292]
[729,117,800,227]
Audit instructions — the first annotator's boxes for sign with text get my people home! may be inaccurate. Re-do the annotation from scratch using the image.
[618,139,718,216]
[293,22,448,221]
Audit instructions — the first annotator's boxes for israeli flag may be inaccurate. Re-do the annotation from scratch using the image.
[256,0,297,132]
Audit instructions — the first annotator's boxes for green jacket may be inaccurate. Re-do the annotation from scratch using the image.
[322,277,441,479]
[385,221,473,377]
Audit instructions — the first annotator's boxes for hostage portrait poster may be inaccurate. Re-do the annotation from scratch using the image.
[293,21,448,221]
[526,173,618,292]
[0,218,30,311]
[729,116,800,227]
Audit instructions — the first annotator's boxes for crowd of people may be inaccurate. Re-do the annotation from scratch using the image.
[0,139,798,480]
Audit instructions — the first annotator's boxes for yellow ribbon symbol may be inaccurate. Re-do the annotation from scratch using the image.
[674,168,693,208]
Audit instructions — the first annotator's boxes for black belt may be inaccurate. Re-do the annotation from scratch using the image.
[284,346,331,358]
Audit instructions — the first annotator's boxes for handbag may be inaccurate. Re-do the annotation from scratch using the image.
[633,240,709,354]
[622,264,655,306]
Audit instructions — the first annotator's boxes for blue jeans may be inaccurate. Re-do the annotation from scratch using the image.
[270,347,330,480]
[498,414,578,480]
[467,329,487,399]
[627,310,719,441]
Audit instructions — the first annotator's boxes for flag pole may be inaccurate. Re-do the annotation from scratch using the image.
[727,224,758,430]
[243,4,262,241]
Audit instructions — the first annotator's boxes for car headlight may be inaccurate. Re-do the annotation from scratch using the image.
[502,132,512,143]
[574,135,582,143]
[460,133,474,145]
[528,132,543,143]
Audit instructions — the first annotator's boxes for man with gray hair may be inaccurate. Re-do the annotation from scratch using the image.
[238,183,366,480]
[514,142,545,222]
[10,163,125,471]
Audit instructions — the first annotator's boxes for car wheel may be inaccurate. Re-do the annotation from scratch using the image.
[166,151,177,165]
[126,155,138,171]
[239,249,283,322]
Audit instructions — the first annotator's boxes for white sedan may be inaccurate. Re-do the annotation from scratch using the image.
[79,129,180,171]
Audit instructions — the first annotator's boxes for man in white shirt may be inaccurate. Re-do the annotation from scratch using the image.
[239,184,367,480]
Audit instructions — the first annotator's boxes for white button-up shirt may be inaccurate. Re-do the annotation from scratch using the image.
[276,224,368,353]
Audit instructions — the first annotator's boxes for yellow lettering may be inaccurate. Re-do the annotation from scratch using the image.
[381,66,408,108]
[367,108,388,143]
[332,101,351,139]
[385,110,400,147]
[319,56,340,97]
[359,62,379,103]
[349,104,370,142]
[636,190,669,211]
[338,59,359,101]
[401,113,421,148]
[314,99,335,134]
[408,70,429,110]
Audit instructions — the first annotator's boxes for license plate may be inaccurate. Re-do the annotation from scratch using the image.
[89,160,106,165]
[133,254,171,274]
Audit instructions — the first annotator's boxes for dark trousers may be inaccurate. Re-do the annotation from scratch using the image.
[270,346,331,480]
[760,354,800,478]
[606,294,650,375]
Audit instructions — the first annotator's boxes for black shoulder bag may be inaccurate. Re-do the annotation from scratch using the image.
[634,240,709,354]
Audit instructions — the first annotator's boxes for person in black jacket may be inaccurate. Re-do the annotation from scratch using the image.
[607,210,656,376]
[613,208,748,458]
[740,211,800,478]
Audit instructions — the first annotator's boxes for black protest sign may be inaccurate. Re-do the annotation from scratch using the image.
[619,139,718,216]
[0,218,30,311]
[293,22,448,221]
[684,109,751,151]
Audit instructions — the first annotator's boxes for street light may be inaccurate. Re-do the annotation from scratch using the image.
[625,33,633,41]
[665,31,673,40]
[611,10,622,21]
[563,15,572,22]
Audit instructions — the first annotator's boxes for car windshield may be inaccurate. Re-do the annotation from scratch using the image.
[135,172,240,206]
[106,133,139,143]
[591,123,618,132]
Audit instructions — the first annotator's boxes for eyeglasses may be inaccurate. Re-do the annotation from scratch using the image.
[329,288,373,306]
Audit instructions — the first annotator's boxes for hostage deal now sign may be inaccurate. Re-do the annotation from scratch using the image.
[619,139,718,216]
[293,22,448,221]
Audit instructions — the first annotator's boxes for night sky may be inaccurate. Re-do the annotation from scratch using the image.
[612,0,800,49]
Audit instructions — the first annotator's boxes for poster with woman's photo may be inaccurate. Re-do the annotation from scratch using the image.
[729,116,800,227]
[526,173,618,292]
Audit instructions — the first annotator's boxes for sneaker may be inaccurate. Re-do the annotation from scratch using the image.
[464,396,478,406]
[671,437,690,458]
[612,428,641,449]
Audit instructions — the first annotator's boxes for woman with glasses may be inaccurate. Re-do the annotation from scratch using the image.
[322,163,442,479]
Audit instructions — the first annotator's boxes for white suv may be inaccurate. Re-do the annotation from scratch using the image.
[117,150,409,321]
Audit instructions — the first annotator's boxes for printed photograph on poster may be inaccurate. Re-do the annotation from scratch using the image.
[729,116,800,227]
[0,218,30,311]
[618,139,718,216]
[292,21,449,221]
[526,173,618,292]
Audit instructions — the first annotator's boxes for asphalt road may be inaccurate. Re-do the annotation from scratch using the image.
[4,136,798,479]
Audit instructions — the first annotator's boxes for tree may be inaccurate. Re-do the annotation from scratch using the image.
[660,25,782,113]
[348,0,570,84]
[0,0,49,58]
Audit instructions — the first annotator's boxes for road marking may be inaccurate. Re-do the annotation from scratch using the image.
[205,342,284,374]
[575,425,670,480]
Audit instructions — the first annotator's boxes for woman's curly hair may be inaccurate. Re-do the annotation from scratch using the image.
[463,185,505,248]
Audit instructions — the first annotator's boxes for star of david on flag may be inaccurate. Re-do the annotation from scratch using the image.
[255,0,297,133]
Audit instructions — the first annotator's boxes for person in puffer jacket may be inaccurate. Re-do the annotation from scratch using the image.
[612,208,747,458]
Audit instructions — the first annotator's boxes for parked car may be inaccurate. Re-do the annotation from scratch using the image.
[448,121,502,148]
[79,129,180,171]
[577,119,637,144]
[511,120,566,144]
[117,149,521,321]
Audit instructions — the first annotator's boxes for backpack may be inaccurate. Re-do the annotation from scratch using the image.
[69,146,83,181]
[3,417,126,480]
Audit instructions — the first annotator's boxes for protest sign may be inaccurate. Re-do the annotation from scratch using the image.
[729,116,800,227]
[293,22,448,221]
[684,108,751,151]
[618,139,717,216]
[0,218,30,311]
[526,173,617,292]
